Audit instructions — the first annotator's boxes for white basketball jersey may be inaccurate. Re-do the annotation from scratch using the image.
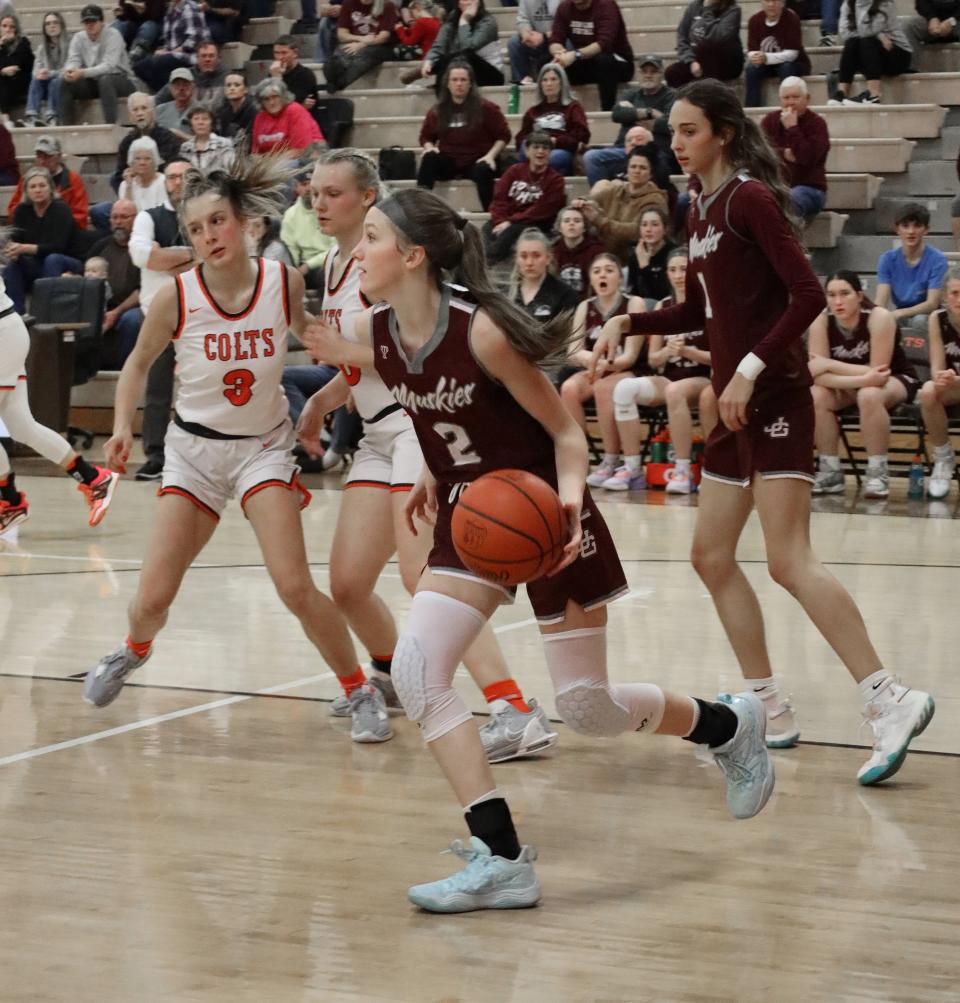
[320,248,407,424]
[173,258,290,436]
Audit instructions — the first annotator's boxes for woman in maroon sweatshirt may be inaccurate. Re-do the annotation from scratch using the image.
[416,58,511,210]
[514,62,589,177]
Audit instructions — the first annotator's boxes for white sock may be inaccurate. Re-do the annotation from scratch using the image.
[819,455,842,471]
[933,443,954,461]
[624,454,641,471]
[858,669,894,703]
[674,457,691,474]
[867,454,888,470]
[603,453,619,468]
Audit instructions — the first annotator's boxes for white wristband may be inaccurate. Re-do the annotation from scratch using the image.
[736,352,766,381]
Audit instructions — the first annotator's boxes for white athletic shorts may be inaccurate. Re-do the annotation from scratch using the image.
[345,409,422,493]
[158,418,308,519]
[0,310,28,391]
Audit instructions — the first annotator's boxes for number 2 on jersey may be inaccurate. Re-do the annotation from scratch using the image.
[697,272,713,320]
[223,368,255,407]
[434,422,480,467]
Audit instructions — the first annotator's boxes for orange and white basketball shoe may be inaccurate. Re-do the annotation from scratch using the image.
[78,466,120,526]
[0,494,29,533]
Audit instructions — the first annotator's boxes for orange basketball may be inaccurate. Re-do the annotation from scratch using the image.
[451,470,568,587]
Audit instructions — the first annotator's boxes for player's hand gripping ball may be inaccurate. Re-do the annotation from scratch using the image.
[451,469,568,586]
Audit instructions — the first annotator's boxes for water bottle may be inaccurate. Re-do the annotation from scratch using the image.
[650,429,670,463]
[907,456,925,499]
[508,83,520,115]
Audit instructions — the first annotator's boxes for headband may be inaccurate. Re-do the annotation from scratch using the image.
[379,195,467,243]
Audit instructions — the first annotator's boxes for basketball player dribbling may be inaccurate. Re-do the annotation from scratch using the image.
[82,157,369,725]
[354,186,775,914]
[0,274,119,535]
[593,81,935,783]
[295,150,558,760]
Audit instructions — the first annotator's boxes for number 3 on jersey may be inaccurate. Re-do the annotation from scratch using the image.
[434,422,480,467]
[223,368,255,407]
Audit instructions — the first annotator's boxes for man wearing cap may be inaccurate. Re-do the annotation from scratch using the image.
[583,55,677,186]
[133,0,208,93]
[7,136,90,232]
[153,40,225,107]
[154,67,195,139]
[58,5,136,126]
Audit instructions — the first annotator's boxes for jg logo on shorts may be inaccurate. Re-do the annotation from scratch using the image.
[764,417,790,439]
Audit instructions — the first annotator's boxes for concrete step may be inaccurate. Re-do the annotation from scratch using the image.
[870,196,955,232]
[348,104,945,148]
[908,159,958,193]
[763,71,960,107]
[667,171,883,209]
[9,124,124,158]
[817,233,954,271]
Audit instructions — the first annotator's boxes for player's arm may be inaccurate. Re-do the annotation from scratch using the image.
[106,283,178,472]
[297,369,350,458]
[471,312,587,572]
[928,310,947,374]
[873,282,892,310]
[567,300,591,366]
[867,306,897,368]
[299,304,375,369]
[609,297,647,371]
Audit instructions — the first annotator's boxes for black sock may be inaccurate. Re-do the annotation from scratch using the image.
[0,474,20,504]
[66,456,98,486]
[684,699,738,748]
[465,798,521,860]
[370,656,392,676]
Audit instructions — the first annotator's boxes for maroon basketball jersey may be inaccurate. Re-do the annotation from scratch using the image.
[630,173,824,418]
[657,295,710,381]
[372,285,557,486]
[585,293,651,374]
[934,309,960,375]
[826,307,916,381]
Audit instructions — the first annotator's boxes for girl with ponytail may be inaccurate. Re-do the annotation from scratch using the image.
[592,80,935,779]
[355,185,775,914]
[82,153,367,723]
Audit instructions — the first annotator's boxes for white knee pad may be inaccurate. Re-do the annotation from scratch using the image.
[544,627,665,737]
[613,376,657,421]
[392,590,487,743]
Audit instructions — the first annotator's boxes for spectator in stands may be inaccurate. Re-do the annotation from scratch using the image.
[0,14,34,127]
[407,0,505,90]
[214,70,256,140]
[828,0,912,104]
[918,268,960,498]
[251,78,325,157]
[484,131,566,263]
[809,270,920,499]
[583,125,668,192]
[512,228,580,326]
[744,0,811,107]
[114,0,166,60]
[547,0,633,111]
[179,105,235,170]
[247,215,294,263]
[626,206,676,301]
[271,35,319,109]
[59,5,135,128]
[87,199,142,369]
[0,119,15,184]
[202,0,243,44]
[821,0,842,45]
[155,66,195,139]
[905,0,960,68]
[133,0,208,92]
[552,204,605,298]
[280,170,334,286]
[315,4,343,64]
[575,150,669,262]
[154,39,224,105]
[416,59,510,210]
[508,0,561,84]
[21,12,67,128]
[395,0,443,61]
[665,0,744,89]
[7,137,90,231]
[128,159,192,479]
[761,76,829,221]
[514,63,588,176]
[118,136,169,211]
[112,92,183,190]
[875,202,948,334]
[323,0,398,93]
[2,167,77,314]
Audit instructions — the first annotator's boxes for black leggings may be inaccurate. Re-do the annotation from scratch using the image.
[416,150,498,210]
[838,35,911,82]
[563,52,634,111]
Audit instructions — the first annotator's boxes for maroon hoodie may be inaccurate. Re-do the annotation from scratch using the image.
[489,162,567,226]
[552,234,606,298]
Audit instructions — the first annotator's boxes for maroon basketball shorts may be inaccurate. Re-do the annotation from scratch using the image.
[428,482,629,624]
[702,400,816,488]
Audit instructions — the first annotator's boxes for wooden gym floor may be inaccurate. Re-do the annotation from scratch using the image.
[1,467,958,1003]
